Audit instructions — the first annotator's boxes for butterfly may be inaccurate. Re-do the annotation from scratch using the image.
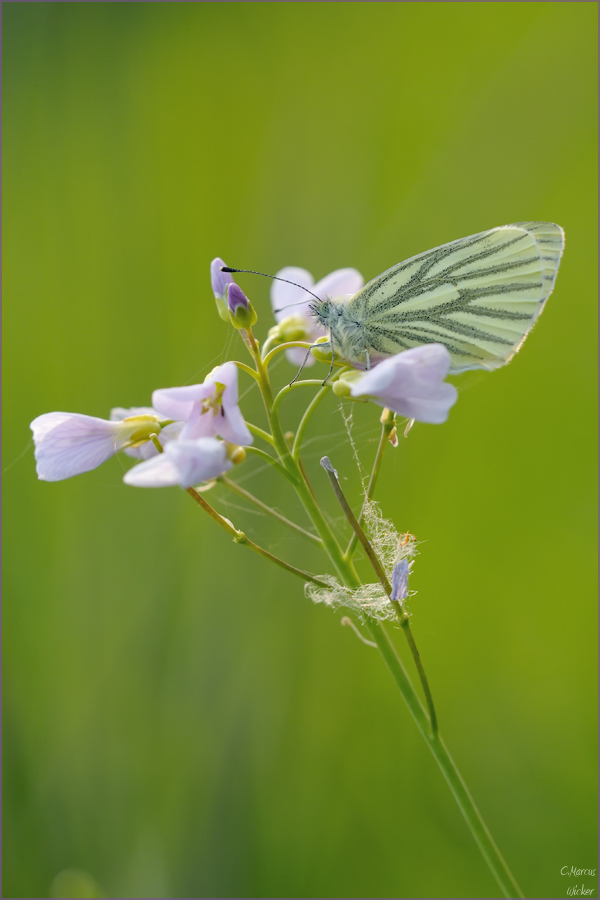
[308,221,564,373]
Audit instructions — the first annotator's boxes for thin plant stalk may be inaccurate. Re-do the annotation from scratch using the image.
[219,475,323,547]
[185,487,328,588]
[246,422,276,446]
[292,386,331,459]
[369,620,524,900]
[247,329,356,584]
[272,379,325,415]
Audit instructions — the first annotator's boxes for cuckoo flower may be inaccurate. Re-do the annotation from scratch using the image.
[347,344,458,424]
[30,411,168,481]
[152,361,252,446]
[123,438,232,488]
[271,267,363,365]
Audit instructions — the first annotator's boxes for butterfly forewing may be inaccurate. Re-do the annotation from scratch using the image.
[348,222,564,372]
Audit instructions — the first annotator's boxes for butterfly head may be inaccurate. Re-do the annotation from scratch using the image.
[309,297,344,329]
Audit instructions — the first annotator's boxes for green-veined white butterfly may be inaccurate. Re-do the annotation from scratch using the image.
[223,221,564,375]
[307,221,564,373]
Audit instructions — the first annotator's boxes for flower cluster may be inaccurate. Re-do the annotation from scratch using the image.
[30,257,458,490]
[31,362,251,487]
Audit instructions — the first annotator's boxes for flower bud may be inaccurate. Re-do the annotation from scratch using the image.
[332,380,351,397]
[226,283,258,330]
[266,324,284,345]
[225,443,247,465]
[310,336,332,363]
[331,368,368,401]
[211,257,235,322]
[277,315,311,343]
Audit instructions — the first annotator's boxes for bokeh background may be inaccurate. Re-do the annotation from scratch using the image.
[3,4,597,899]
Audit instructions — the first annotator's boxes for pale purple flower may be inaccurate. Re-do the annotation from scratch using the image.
[211,257,236,322]
[271,267,363,366]
[123,438,232,488]
[349,344,458,424]
[391,559,410,602]
[30,411,165,481]
[152,361,252,446]
[211,257,234,301]
[110,407,183,460]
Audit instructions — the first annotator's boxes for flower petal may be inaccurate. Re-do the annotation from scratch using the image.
[123,453,182,487]
[124,438,233,488]
[271,267,315,322]
[155,363,252,446]
[313,267,364,300]
[211,257,234,300]
[110,406,158,421]
[30,412,122,481]
[391,559,410,602]
[214,361,239,404]
[350,344,458,425]
[152,384,212,422]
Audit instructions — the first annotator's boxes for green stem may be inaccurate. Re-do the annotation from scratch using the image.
[247,330,296,474]
[233,360,261,381]
[246,422,276,446]
[368,620,524,900]
[260,334,280,360]
[394,607,438,738]
[345,408,396,560]
[244,446,300,486]
[262,341,314,368]
[248,330,353,584]
[219,476,323,547]
[185,487,328,588]
[292,468,358,584]
[292,386,331,460]
[272,380,325,415]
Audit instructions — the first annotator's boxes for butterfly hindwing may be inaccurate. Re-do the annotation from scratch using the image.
[345,222,564,372]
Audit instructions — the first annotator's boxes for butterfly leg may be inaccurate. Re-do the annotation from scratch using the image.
[365,349,371,370]
[289,345,318,386]
[322,328,336,386]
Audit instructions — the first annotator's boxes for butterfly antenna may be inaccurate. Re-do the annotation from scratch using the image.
[221,266,324,310]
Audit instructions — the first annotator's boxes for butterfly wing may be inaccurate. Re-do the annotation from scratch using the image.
[348,222,564,372]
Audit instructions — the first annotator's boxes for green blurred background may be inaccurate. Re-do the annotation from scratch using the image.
[3,4,597,898]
